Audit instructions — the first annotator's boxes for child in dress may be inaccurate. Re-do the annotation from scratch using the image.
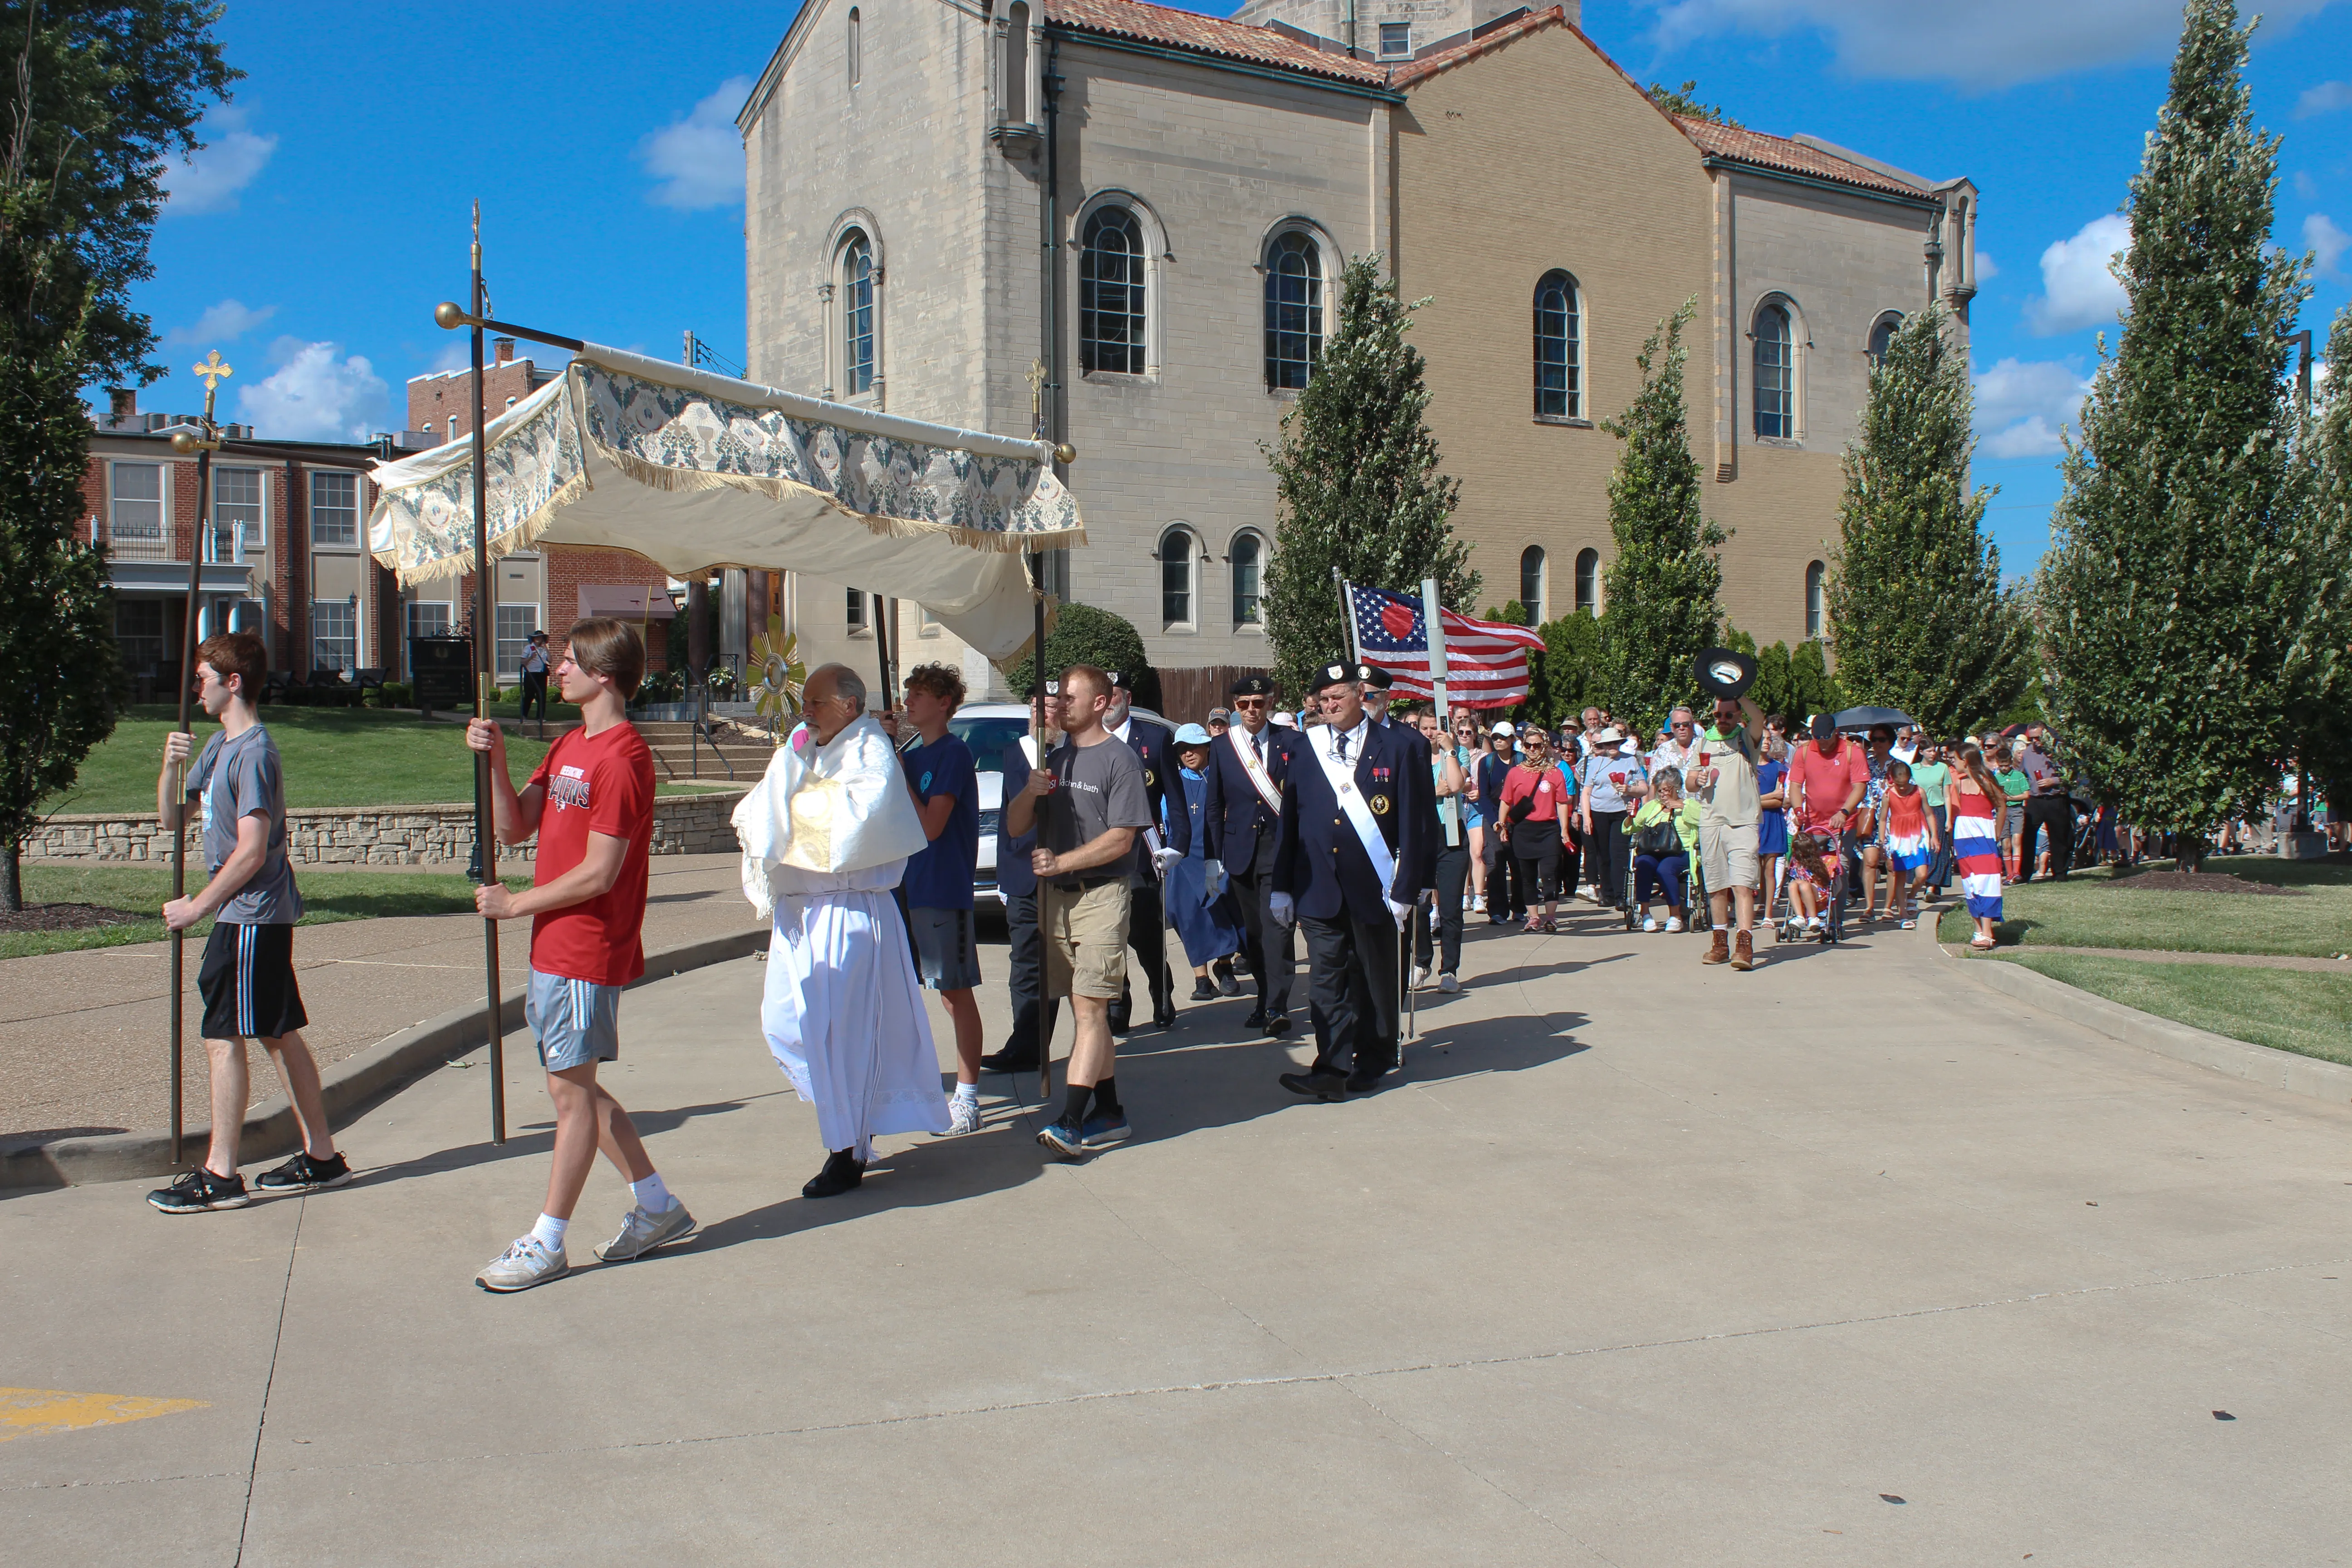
[1879,760,1942,929]
[1784,832,1833,935]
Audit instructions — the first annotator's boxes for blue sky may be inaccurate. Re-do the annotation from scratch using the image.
[129,0,2350,577]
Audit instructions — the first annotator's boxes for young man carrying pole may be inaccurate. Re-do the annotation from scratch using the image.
[1004,664,1152,1157]
[148,632,351,1212]
[466,619,692,1292]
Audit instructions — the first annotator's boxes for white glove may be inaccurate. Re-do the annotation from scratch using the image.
[1153,846,1184,875]
[1386,897,1413,931]
[1202,858,1227,897]
[1269,891,1296,927]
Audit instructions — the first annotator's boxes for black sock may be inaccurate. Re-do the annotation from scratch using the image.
[1093,1077,1121,1117]
[1060,1083,1093,1127]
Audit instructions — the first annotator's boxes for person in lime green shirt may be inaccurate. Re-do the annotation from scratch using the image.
[1629,769,1704,932]
[1994,744,2030,882]
[1908,745,1952,894]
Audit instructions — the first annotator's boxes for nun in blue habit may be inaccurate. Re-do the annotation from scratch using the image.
[1166,723,1244,1000]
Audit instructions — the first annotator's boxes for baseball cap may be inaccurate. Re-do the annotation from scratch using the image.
[1809,713,1837,741]
[1173,723,1212,745]
[1490,720,1515,737]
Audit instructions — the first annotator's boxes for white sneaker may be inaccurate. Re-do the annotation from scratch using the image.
[595,1201,696,1262]
[942,1095,982,1136]
[1665,916,1684,933]
[1409,965,1431,990]
[1471,895,1486,912]
[1438,972,1460,993]
[1641,916,1659,933]
[476,1235,568,1293]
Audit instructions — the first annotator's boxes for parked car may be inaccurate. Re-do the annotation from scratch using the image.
[927,701,1166,906]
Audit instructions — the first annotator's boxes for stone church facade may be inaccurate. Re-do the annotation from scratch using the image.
[739,0,1978,697]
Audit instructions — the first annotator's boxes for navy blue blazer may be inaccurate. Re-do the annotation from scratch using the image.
[1116,715,1190,862]
[1272,719,1438,921]
[1201,723,1299,874]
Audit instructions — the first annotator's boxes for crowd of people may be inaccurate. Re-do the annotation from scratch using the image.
[145,616,2317,1295]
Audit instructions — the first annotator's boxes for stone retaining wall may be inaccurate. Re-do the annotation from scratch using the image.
[27,789,746,867]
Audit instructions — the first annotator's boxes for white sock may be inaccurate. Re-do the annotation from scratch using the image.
[953,1082,979,1105]
[1713,924,1729,932]
[630,1172,675,1213]
[530,1213,568,1251]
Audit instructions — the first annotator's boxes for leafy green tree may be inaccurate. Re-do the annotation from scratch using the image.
[2290,303,2352,818]
[1005,602,1152,708]
[1789,640,1843,721]
[1825,306,2032,735]
[1646,80,1740,127]
[2041,0,2308,868]
[1597,300,1726,735]
[0,3,234,910]
[1263,255,1476,696]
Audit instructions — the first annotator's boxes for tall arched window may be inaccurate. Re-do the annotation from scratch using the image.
[1574,548,1600,615]
[841,232,874,396]
[1264,230,1323,390]
[1230,530,1264,626]
[1754,302,1793,439]
[846,7,861,87]
[1080,207,1146,375]
[1520,545,1546,627]
[1868,312,1901,365]
[1160,527,1196,627]
[1534,270,1582,419]
[1805,560,1826,639]
[1003,3,1029,122]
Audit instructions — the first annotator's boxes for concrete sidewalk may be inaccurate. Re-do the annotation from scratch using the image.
[0,854,760,1142]
[5,906,2348,1565]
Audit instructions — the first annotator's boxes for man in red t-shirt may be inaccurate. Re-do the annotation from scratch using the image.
[463,619,691,1293]
[1787,713,1870,840]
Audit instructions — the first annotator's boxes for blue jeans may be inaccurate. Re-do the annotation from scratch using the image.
[1634,851,1688,909]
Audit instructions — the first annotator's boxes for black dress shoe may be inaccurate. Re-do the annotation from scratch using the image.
[1242,1008,1269,1030]
[1278,1068,1349,1102]
[1212,960,1240,996]
[802,1149,864,1198]
[1190,977,1217,1001]
[1265,1016,1293,1038]
[1345,1065,1389,1094]
[1153,1000,1178,1029]
[981,1044,1040,1073]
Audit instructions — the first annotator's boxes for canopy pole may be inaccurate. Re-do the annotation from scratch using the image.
[468,203,506,1146]
[1031,567,1052,1104]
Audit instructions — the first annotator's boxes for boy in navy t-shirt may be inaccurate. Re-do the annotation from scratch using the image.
[889,663,985,1133]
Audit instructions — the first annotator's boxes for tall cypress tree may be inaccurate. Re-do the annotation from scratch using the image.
[2042,0,2308,867]
[1262,255,1476,697]
[1597,300,1725,734]
[2289,304,2352,814]
[1826,307,2031,735]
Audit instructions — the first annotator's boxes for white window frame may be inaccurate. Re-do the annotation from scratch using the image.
[1260,218,1338,395]
[1574,548,1601,615]
[1519,545,1547,628]
[210,465,266,561]
[1159,525,1198,632]
[1749,293,1808,445]
[309,469,360,549]
[1377,21,1411,57]
[311,599,358,676]
[495,603,541,681]
[107,460,167,545]
[1073,190,1167,380]
[1534,269,1587,423]
[1805,561,1826,640]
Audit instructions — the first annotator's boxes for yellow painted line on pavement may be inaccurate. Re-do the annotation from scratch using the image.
[0,1387,207,1442]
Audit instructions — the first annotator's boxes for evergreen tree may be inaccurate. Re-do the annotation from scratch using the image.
[1597,300,1726,735]
[0,4,233,910]
[1006,602,1151,706]
[2042,0,2309,867]
[1263,256,1476,696]
[1788,639,1843,721]
[1825,306,2032,735]
[2289,304,2352,814]
[1534,610,1604,726]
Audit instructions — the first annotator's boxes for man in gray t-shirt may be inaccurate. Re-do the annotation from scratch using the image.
[151,631,347,1215]
[1038,725,1153,888]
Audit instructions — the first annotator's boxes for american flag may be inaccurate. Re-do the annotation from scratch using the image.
[1345,582,1547,710]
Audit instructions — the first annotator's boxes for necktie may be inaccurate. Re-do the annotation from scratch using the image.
[1334,732,1351,764]
[1252,731,1264,763]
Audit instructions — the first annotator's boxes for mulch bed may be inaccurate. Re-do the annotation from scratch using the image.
[0,902,150,933]
[2108,871,2306,897]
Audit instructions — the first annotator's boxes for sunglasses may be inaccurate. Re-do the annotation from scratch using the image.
[1233,697,1268,709]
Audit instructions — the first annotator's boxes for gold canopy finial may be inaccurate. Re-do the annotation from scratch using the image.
[189,350,233,422]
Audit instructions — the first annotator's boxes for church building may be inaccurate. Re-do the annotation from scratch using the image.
[738,0,1979,696]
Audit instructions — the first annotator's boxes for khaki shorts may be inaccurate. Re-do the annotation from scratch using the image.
[1042,879,1131,1001]
[1700,821,1760,893]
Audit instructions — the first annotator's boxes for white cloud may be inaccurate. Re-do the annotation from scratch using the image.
[2305,213,2350,279]
[161,103,277,216]
[163,299,275,347]
[2025,214,2131,336]
[2295,80,2352,118]
[1640,0,2336,90]
[1975,357,2093,458]
[640,77,752,211]
[1974,250,1999,281]
[234,338,388,441]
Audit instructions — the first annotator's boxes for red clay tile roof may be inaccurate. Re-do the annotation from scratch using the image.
[1045,0,1392,85]
[1673,117,1929,200]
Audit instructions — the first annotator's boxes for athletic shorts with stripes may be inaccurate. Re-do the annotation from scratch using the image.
[525,968,623,1071]
[197,922,309,1041]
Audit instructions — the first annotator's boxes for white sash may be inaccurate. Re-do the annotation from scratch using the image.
[1315,736,1396,896]
[1225,725,1284,814]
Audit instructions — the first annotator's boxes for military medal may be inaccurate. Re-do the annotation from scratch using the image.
[1369,794,1391,815]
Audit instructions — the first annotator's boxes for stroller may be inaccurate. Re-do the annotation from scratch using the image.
[1775,825,1854,945]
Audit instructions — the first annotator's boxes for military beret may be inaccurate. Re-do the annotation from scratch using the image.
[1230,673,1275,698]
[1107,669,1134,691]
[1308,662,1359,693]
[1358,664,1395,691]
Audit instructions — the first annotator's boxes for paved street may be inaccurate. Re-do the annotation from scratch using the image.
[5,906,2347,1565]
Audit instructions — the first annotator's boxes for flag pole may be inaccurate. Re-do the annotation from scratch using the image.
[467,201,506,1146]
[1413,578,1450,1051]
[164,352,233,1166]
[1333,567,1359,666]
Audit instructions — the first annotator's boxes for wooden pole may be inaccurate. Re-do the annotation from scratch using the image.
[468,203,506,1145]
[1032,573,1052,1103]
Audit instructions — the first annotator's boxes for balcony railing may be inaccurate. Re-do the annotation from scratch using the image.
[104,527,173,562]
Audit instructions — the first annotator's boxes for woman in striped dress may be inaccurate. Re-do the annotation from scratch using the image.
[1950,747,2005,951]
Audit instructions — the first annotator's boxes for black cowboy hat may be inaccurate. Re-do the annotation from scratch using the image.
[1692,647,1758,701]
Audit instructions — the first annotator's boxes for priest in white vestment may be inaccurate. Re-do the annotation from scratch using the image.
[734,663,949,1197]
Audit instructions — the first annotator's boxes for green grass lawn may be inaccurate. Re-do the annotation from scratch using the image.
[3,864,531,960]
[43,705,736,815]
[1937,857,2352,958]
[1994,951,2352,1067]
